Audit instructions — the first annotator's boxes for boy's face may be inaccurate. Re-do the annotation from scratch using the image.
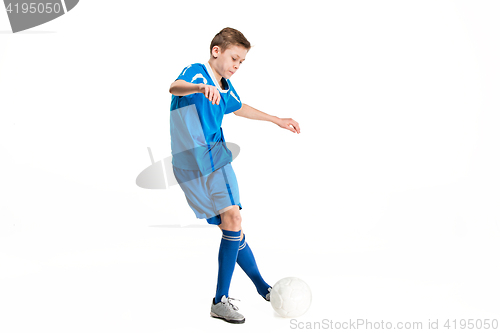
[212,45,248,79]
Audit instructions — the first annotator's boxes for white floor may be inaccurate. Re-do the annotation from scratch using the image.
[1,174,499,332]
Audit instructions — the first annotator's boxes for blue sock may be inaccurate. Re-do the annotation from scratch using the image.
[237,234,272,298]
[215,229,241,304]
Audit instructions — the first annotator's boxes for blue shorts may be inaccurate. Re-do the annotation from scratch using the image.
[172,163,242,225]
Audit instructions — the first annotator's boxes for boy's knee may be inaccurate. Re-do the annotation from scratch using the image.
[223,215,242,231]
[220,206,242,231]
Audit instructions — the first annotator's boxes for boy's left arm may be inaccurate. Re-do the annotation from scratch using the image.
[233,103,301,134]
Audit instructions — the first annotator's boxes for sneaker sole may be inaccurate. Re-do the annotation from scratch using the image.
[210,312,245,324]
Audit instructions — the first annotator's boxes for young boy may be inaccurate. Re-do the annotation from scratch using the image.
[168,27,300,324]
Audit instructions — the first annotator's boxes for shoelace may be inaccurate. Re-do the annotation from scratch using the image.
[224,297,240,311]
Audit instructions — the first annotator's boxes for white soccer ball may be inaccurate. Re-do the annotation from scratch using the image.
[270,277,312,318]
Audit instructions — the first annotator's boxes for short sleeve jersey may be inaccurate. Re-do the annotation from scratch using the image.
[170,62,242,174]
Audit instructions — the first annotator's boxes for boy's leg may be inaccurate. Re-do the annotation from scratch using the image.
[218,213,272,300]
[214,205,242,304]
[236,235,272,299]
[218,226,244,241]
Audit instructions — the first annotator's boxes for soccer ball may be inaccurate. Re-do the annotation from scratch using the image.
[270,277,312,318]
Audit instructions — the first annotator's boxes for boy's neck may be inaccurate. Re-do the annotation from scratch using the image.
[208,60,223,87]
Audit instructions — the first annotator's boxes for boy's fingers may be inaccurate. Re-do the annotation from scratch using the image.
[290,120,300,133]
[203,86,221,104]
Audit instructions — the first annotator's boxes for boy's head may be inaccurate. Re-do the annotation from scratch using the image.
[209,27,251,79]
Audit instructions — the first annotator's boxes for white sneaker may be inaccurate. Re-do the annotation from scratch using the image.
[265,287,272,302]
[210,295,245,324]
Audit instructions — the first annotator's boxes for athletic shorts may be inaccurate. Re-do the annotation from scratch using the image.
[172,162,242,225]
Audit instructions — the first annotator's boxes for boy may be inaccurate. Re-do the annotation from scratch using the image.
[168,27,300,324]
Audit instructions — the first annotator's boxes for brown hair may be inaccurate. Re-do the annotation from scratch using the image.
[209,27,251,56]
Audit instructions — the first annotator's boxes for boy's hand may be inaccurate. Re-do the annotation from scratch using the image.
[199,84,220,105]
[275,117,301,134]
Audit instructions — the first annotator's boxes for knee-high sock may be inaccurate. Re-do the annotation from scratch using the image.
[237,234,272,298]
[215,229,241,304]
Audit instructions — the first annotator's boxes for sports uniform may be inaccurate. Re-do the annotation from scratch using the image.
[170,62,243,225]
[169,57,273,324]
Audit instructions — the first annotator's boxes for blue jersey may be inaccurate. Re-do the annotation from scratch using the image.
[170,62,242,175]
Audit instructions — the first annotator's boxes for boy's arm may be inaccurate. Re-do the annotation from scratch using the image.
[169,80,202,96]
[169,80,221,104]
[233,103,279,123]
[234,103,300,134]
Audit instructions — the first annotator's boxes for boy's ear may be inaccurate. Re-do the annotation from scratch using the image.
[212,46,221,58]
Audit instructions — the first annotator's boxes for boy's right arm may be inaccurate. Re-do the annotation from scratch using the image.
[169,79,202,96]
[169,80,220,105]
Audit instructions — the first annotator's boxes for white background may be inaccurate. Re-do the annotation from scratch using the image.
[1,0,499,332]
